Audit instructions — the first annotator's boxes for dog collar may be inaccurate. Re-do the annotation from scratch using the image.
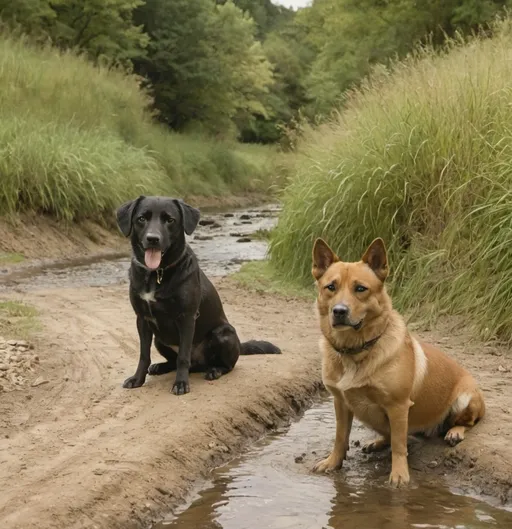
[133,248,187,284]
[334,334,382,355]
[156,248,188,283]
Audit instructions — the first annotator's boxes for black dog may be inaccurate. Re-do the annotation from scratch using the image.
[116,195,281,395]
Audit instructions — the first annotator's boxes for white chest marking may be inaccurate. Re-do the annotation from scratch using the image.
[140,290,156,303]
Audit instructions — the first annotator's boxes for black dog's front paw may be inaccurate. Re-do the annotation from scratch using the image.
[205,367,223,381]
[171,380,190,395]
[123,375,146,389]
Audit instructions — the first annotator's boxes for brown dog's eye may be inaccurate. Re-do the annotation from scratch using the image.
[325,282,336,292]
[355,285,368,293]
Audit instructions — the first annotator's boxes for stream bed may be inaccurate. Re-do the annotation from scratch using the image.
[1,203,510,529]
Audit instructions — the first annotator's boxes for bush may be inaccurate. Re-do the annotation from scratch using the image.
[270,20,512,341]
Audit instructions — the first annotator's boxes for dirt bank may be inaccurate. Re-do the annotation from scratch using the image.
[0,281,511,527]
[0,192,270,267]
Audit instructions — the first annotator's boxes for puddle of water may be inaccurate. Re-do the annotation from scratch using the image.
[154,398,512,529]
[0,204,279,292]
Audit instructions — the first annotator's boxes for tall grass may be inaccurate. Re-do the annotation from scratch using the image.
[270,20,512,342]
[0,34,281,221]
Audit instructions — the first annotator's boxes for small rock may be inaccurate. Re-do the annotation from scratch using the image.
[17,340,28,348]
[498,365,510,373]
[93,469,105,475]
[31,377,49,387]
[155,486,171,496]
[294,455,304,464]
[240,214,251,220]
[195,235,213,241]
[209,222,222,229]
[230,232,243,237]
[0,364,9,371]
[7,340,17,346]
[353,440,361,447]
[427,460,438,469]
[199,219,215,226]
[224,213,234,218]
[208,441,216,449]
[241,221,252,225]
[237,238,251,243]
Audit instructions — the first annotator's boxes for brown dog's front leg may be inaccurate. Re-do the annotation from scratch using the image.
[314,391,353,473]
[386,402,411,487]
[172,316,196,395]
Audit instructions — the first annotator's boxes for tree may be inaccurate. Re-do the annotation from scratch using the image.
[299,0,512,115]
[134,0,273,137]
[0,0,56,35]
[0,0,147,63]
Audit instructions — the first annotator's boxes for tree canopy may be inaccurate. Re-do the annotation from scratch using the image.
[1,0,511,140]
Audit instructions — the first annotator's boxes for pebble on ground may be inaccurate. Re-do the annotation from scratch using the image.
[0,337,39,392]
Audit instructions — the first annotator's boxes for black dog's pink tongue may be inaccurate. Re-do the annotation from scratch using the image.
[145,249,162,270]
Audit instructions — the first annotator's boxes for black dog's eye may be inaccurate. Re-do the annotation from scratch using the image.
[355,285,368,293]
[166,217,175,224]
[325,282,336,292]
[137,216,147,224]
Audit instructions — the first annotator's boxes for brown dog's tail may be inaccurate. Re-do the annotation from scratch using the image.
[240,340,281,355]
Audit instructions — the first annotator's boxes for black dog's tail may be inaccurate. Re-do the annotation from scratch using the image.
[240,340,281,355]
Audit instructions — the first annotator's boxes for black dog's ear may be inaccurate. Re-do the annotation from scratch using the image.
[116,196,145,237]
[174,199,200,235]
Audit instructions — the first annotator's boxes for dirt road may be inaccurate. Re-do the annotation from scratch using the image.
[0,277,511,529]
[1,201,512,529]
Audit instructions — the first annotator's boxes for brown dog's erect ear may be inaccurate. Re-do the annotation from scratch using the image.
[312,238,339,280]
[174,199,200,235]
[362,238,389,281]
[116,195,145,237]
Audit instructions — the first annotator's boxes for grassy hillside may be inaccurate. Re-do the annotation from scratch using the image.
[270,21,512,342]
[0,34,282,221]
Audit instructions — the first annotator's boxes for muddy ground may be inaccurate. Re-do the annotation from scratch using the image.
[0,210,511,528]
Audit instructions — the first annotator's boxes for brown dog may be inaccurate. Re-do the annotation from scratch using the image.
[311,237,485,487]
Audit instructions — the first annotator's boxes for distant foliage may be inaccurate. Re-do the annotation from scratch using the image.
[1,0,510,139]
[0,0,147,63]
[298,0,512,115]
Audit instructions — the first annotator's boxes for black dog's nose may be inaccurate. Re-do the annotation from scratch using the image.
[332,304,349,317]
[146,233,161,245]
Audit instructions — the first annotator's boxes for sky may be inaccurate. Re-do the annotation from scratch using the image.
[272,0,311,10]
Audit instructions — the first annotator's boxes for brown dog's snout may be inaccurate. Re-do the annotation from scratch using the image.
[332,303,349,325]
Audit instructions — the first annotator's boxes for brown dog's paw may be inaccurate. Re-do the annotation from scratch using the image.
[388,467,410,488]
[123,375,145,389]
[362,438,390,454]
[444,426,465,447]
[312,453,344,473]
[171,380,190,395]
